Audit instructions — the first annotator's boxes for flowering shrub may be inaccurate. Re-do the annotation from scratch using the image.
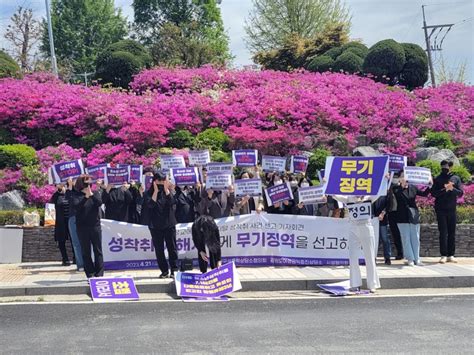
[26,184,56,205]
[0,169,22,193]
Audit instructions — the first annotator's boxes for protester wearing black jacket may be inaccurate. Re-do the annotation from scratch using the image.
[373,195,391,264]
[71,175,104,278]
[175,186,197,223]
[192,215,222,273]
[102,184,133,222]
[431,161,464,263]
[50,185,71,266]
[144,172,178,278]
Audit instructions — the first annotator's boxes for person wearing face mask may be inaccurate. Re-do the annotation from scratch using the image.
[233,171,265,215]
[265,174,294,214]
[144,171,178,278]
[293,177,321,216]
[431,160,464,264]
[192,215,222,273]
[65,178,84,271]
[102,181,133,222]
[175,185,198,223]
[50,183,72,266]
[71,175,104,278]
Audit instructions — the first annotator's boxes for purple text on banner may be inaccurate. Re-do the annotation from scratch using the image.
[89,277,139,301]
[86,164,108,182]
[324,156,388,196]
[233,149,258,167]
[386,154,407,173]
[265,182,294,206]
[171,167,199,186]
[106,167,130,186]
[176,262,241,298]
[53,159,84,182]
[291,156,309,174]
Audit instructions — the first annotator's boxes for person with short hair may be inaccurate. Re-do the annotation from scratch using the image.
[431,160,464,263]
[50,183,72,266]
[144,171,178,278]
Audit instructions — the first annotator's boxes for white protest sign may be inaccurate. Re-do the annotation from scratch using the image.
[298,185,326,204]
[346,202,372,221]
[261,155,287,172]
[404,166,432,186]
[234,178,262,197]
[206,162,234,174]
[189,150,211,166]
[206,172,233,190]
[160,155,185,171]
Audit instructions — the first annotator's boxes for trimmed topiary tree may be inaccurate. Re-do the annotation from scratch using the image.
[333,51,364,73]
[307,55,334,73]
[399,43,428,90]
[363,39,406,84]
[0,50,20,78]
[96,39,152,88]
[322,46,344,60]
[341,42,369,58]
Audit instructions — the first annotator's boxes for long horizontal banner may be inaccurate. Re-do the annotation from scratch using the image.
[101,214,379,270]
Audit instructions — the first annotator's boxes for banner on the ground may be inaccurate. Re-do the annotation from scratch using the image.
[324,156,389,196]
[206,172,233,191]
[261,155,287,172]
[189,150,211,166]
[170,167,199,186]
[104,167,129,186]
[89,277,139,302]
[48,159,85,184]
[265,182,294,206]
[386,154,407,173]
[117,164,143,182]
[175,262,242,299]
[232,149,258,167]
[160,155,186,171]
[403,166,432,186]
[290,155,309,174]
[298,185,325,204]
[85,164,109,182]
[347,202,372,221]
[234,178,262,197]
[101,214,379,270]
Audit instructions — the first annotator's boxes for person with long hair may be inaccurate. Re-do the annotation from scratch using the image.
[71,174,104,278]
[50,183,71,266]
[192,215,222,273]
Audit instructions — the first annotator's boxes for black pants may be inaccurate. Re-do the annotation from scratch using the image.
[198,250,219,273]
[57,240,70,263]
[388,212,403,257]
[150,227,178,274]
[436,210,457,257]
[77,226,104,278]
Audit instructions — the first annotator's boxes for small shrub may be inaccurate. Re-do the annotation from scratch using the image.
[167,130,196,149]
[451,165,471,183]
[0,144,38,169]
[333,51,364,74]
[424,131,455,150]
[0,50,20,78]
[211,150,231,162]
[322,47,343,60]
[307,55,334,73]
[416,159,441,177]
[0,208,45,226]
[363,39,406,84]
[195,128,230,152]
[461,152,474,174]
[307,148,331,179]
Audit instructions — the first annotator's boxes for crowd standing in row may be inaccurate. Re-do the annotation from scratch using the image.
[51,160,464,286]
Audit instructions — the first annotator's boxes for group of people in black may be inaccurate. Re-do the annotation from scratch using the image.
[51,159,464,279]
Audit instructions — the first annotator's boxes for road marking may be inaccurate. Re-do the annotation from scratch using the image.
[1,290,474,305]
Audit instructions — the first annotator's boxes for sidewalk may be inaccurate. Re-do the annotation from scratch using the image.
[1,258,473,297]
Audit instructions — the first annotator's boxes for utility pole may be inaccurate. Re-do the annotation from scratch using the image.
[422,5,454,87]
[45,0,58,78]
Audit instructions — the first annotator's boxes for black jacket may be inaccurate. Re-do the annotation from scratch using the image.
[50,191,70,242]
[192,215,221,261]
[144,188,176,230]
[175,187,197,223]
[103,187,133,222]
[431,172,463,211]
[199,189,235,219]
[393,185,430,224]
[373,195,389,226]
[71,191,103,228]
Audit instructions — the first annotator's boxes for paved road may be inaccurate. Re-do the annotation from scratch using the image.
[1,295,473,354]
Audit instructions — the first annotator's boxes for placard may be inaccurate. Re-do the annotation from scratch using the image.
[386,154,407,173]
[48,159,85,184]
[141,175,154,191]
[234,178,262,197]
[298,185,326,204]
[347,202,372,221]
[404,166,432,186]
[265,182,294,206]
[85,163,108,182]
[160,155,186,171]
[324,156,389,196]
[189,150,211,166]
[206,162,234,174]
[105,167,130,186]
[170,167,199,186]
[261,155,287,172]
[206,172,233,190]
[118,164,143,182]
[290,155,309,174]
[232,149,258,167]
[89,277,139,302]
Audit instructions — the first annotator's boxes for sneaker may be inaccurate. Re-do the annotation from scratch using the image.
[407,260,415,267]
[447,256,457,263]
[439,257,447,264]
[415,260,424,266]
[384,258,391,265]
[369,289,377,294]
[77,267,84,272]
[158,272,169,279]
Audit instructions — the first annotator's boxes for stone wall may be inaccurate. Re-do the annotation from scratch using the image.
[19,224,474,263]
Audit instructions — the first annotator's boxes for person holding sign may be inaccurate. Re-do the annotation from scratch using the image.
[192,215,222,273]
[71,175,104,278]
[144,171,178,278]
[392,172,431,266]
[233,171,264,215]
[102,182,133,222]
[49,183,72,266]
[431,161,464,264]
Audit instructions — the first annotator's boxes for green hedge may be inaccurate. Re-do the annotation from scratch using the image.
[424,131,455,150]
[420,206,474,224]
[0,208,45,226]
[0,144,38,168]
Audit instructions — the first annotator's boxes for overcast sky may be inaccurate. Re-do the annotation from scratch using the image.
[0,0,472,83]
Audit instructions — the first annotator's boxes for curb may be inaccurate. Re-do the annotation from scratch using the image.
[2,275,473,297]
